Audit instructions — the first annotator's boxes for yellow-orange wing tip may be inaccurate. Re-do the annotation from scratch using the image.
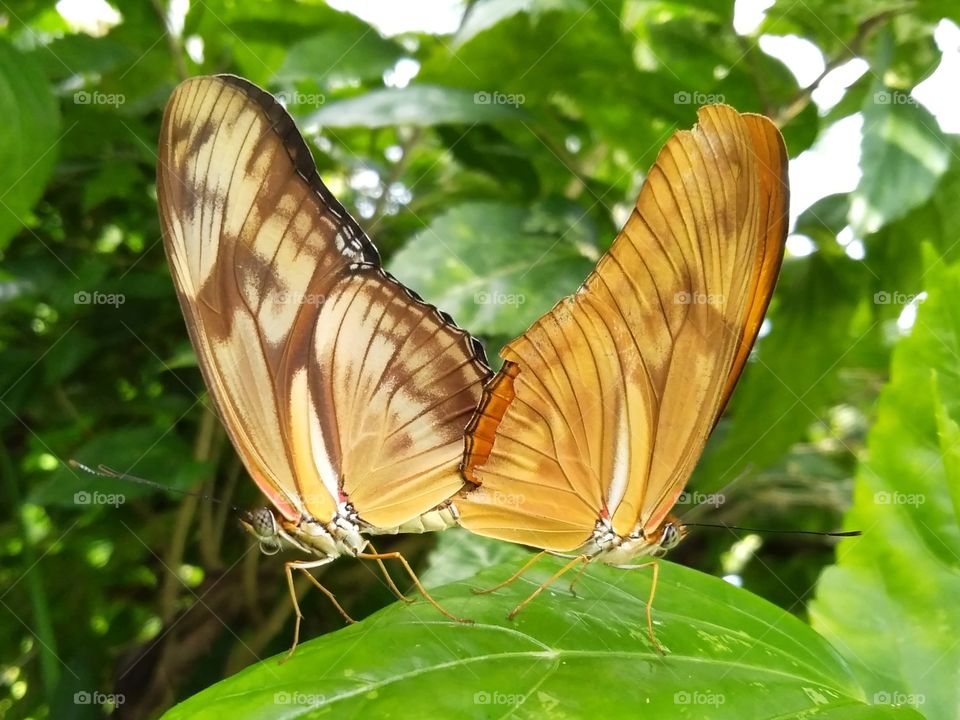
[715,111,789,413]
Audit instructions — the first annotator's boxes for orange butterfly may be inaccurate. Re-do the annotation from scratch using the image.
[455,105,788,652]
[156,75,490,652]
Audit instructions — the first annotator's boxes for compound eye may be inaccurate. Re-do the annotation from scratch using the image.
[242,507,282,554]
[658,521,682,551]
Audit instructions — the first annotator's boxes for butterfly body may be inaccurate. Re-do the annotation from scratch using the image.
[242,504,365,559]
[570,514,685,566]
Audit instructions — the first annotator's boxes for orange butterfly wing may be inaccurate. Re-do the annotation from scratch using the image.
[459,105,788,552]
[158,75,489,530]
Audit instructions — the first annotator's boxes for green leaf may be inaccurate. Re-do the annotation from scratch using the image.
[275,29,404,86]
[865,144,960,322]
[0,39,60,251]
[306,85,528,128]
[810,249,960,720]
[419,528,530,587]
[850,87,950,234]
[386,201,594,337]
[696,252,865,492]
[163,559,917,719]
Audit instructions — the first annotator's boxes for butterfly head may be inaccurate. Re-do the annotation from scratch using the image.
[240,507,285,555]
[648,515,687,558]
[240,505,366,561]
[591,513,687,564]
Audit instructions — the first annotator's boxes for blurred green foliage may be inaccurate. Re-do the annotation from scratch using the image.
[0,0,957,718]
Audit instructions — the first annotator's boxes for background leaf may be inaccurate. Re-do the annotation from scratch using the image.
[3,1,959,716]
[387,201,595,338]
[0,39,59,251]
[810,249,960,720]
[849,87,950,234]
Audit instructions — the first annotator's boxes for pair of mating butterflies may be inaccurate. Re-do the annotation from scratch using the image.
[156,75,788,652]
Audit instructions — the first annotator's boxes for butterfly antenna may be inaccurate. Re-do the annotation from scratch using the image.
[684,522,861,538]
[67,459,238,509]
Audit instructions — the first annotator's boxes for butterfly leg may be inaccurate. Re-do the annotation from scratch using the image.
[507,555,589,620]
[620,559,665,654]
[566,559,592,598]
[472,550,548,595]
[364,541,414,604]
[357,550,473,624]
[283,558,351,662]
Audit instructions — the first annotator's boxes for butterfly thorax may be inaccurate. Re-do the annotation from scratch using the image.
[581,514,686,566]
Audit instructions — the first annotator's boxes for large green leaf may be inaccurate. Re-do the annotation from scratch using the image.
[849,84,949,234]
[163,558,917,719]
[275,29,404,86]
[810,249,960,720]
[0,39,59,251]
[386,201,595,337]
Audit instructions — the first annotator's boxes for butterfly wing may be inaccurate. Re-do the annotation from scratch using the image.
[158,75,489,529]
[459,105,788,551]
